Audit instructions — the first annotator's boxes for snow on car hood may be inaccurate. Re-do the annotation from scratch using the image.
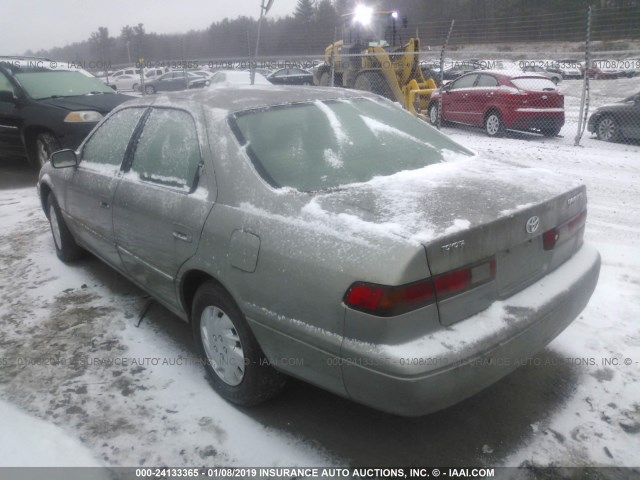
[40,93,133,113]
[298,155,584,245]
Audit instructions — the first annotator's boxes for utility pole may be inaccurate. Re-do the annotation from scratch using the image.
[251,0,275,85]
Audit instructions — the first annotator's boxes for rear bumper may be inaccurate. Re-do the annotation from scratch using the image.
[506,111,565,131]
[340,244,600,416]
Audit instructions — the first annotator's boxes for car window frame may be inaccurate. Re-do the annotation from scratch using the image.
[0,69,17,95]
[78,106,150,171]
[123,106,204,194]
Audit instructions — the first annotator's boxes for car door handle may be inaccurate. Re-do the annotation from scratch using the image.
[100,201,110,209]
[173,231,192,243]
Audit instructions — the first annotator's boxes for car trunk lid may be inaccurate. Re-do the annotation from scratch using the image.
[311,157,587,325]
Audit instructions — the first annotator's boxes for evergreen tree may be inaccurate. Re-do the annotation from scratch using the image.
[295,0,316,22]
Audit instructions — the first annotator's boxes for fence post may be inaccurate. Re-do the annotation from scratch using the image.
[330,26,336,88]
[437,20,454,130]
[575,6,592,146]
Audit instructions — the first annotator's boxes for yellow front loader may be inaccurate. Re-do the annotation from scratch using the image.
[315,7,437,120]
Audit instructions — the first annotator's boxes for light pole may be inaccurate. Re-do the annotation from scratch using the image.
[251,0,275,85]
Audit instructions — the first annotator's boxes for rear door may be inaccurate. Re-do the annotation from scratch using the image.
[291,68,313,85]
[63,107,147,267]
[269,69,287,85]
[112,107,213,307]
[619,96,640,139]
[157,72,180,91]
[468,74,500,127]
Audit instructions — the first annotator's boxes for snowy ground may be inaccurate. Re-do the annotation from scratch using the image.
[0,78,639,472]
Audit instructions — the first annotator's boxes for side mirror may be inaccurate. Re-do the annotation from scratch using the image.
[0,91,17,104]
[442,83,451,92]
[50,149,78,169]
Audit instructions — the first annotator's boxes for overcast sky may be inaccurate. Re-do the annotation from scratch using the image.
[3,0,300,54]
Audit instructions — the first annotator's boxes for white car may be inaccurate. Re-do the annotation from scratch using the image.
[209,70,271,86]
[111,74,141,92]
[144,67,170,80]
[190,70,215,80]
[111,67,142,79]
[478,59,524,74]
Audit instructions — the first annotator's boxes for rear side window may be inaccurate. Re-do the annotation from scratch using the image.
[476,75,498,87]
[82,108,146,171]
[129,108,201,191]
[512,77,557,91]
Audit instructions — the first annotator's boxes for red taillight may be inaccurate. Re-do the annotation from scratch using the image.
[344,280,435,317]
[434,268,471,297]
[344,285,386,312]
[433,258,496,300]
[344,258,495,317]
[543,209,587,250]
[543,229,560,250]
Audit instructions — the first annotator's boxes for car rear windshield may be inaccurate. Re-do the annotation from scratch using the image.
[511,77,557,91]
[230,98,473,191]
[15,70,114,99]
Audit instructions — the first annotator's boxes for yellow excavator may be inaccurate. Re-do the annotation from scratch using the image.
[315,6,438,120]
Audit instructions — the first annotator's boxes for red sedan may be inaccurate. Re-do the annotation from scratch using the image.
[428,71,564,137]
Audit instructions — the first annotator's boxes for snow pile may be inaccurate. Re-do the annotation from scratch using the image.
[0,399,102,467]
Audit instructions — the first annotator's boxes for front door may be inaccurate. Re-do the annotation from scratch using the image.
[63,107,147,267]
[467,74,499,127]
[442,73,478,124]
[0,70,25,158]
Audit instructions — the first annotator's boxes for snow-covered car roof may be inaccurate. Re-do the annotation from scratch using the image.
[469,69,550,80]
[118,84,373,114]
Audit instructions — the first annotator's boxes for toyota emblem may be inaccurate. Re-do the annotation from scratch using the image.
[526,216,540,234]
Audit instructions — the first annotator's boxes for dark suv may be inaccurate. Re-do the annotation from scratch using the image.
[0,57,132,168]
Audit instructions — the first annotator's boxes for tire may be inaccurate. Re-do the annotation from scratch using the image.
[132,83,138,91]
[541,126,561,137]
[302,81,312,86]
[192,281,286,406]
[30,132,61,169]
[145,85,156,94]
[484,111,505,137]
[428,103,439,125]
[353,71,394,100]
[319,71,331,87]
[596,115,620,142]
[47,193,84,262]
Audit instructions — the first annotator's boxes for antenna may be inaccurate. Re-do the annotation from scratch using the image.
[252,0,275,85]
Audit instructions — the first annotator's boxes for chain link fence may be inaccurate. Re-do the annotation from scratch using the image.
[98,5,639,147]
